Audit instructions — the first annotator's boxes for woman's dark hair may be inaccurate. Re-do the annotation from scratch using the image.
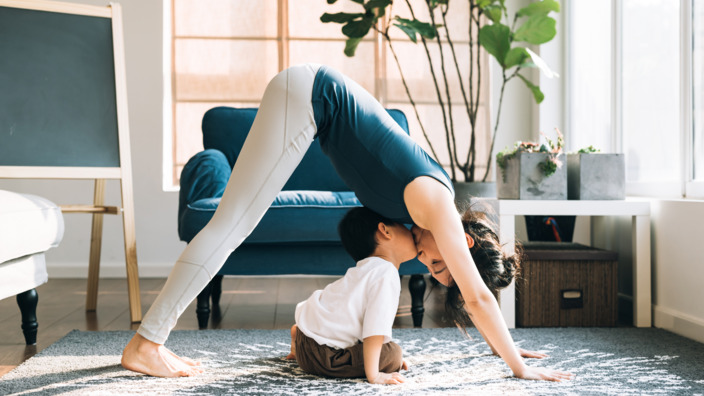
[444,207,522,332]
[338,207,397,262]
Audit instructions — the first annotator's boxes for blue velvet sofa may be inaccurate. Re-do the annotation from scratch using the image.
[178,106,428,328]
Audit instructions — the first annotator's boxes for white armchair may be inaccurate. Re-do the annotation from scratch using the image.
[0,190,64,345]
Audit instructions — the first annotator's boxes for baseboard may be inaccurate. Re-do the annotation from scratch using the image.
[46,261,174,278]
[654,305,704,344]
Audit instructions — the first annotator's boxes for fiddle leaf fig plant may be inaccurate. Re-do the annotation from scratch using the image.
[321,0,559,183]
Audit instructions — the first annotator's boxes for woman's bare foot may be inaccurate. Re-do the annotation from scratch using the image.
[286,325,297,360]
[121,333,204,377]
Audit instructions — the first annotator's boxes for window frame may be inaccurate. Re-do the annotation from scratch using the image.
[567,0,703,199]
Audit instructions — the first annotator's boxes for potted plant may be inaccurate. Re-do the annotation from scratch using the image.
[567,146,625,200]
[496,129,566,199]
[320,0,560,196]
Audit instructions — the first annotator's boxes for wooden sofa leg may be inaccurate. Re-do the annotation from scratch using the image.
[409,274,426,328]
[16,289,38,345]
[196,282,212,329]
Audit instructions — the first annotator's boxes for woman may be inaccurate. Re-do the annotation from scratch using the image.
[121,64,573,382]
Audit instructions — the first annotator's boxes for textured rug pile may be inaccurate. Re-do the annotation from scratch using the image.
[1,328,703,395]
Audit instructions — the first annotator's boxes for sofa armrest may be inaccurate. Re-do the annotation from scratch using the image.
[178,149,231,240]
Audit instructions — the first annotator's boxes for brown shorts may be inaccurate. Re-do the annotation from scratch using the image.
[294,328,403,378]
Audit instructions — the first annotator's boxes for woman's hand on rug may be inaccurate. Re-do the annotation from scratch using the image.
[516,348,548,359]
[491,347,546,359]
[515,366,574,382]
[370,371,406,385]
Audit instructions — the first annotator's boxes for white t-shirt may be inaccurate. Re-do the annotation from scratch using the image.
[294,256,401,349]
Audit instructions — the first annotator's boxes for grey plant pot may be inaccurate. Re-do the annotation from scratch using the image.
[567,153,625,200]
[496,152,567,200]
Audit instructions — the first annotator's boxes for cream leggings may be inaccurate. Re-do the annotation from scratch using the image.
[138,64,321,344]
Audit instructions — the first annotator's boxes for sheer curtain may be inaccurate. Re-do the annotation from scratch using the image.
[170,0,490,186]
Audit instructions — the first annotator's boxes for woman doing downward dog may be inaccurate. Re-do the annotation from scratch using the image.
[121,63,573,382]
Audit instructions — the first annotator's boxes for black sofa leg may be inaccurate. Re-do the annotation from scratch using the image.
[196,275,224,329]
[409,274,426,328]
[16,289,38,345]
[196,282,212,329]
[210,275,223,323]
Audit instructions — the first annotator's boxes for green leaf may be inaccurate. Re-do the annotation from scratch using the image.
[344,37,363,57]
[327,0,337,4]
[394,17,437,40]
[364,0,391,11]
[484,4,503,23]
[320,12,362,24]
[525,47,559,78]
[517,0,560,17]
[517,73,545,103]
[504,47,530,69]
[513,15,556,44]
[394,22,418,43]
[342,17,374,38]
[479,23,511,66]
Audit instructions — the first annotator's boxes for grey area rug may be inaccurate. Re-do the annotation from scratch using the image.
[1,328,703,395]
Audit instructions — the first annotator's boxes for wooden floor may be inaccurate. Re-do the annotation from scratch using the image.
[0,275,452,377]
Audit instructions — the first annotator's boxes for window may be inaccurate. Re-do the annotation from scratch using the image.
[567,0,613,153]
[694,0,704,183]
[166,0,490,188]
[622,0,680,185]
[569,0,701,198]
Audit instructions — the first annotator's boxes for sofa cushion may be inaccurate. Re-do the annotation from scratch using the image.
[180,190,361,244]
[201,107,410,192]
[0,190,64,264]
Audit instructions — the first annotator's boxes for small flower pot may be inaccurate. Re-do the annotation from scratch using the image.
[496,152,567,200]
[567,153,625,200]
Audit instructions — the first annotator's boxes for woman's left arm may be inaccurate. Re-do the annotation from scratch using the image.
[405,177,570,381]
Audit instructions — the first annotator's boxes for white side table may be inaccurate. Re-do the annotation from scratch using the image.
[492,199,652,328]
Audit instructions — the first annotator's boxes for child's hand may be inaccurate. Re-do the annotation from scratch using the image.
[370,372,406,385]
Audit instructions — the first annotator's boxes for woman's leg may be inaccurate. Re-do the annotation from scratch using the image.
[122,63,320,376]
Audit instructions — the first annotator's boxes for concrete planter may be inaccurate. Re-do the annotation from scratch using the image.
[567,153,625,200]
[496,152,567,200]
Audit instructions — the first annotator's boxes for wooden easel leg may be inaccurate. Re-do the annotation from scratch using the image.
[121,178,142,323]
[86,179,105,312]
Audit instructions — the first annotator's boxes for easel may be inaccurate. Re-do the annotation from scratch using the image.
[0,1,141,323]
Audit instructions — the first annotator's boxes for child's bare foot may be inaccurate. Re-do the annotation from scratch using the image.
[121,333,204,377]
[286,325,297,360]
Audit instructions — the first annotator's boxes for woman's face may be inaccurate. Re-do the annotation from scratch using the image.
[411,225,453,286]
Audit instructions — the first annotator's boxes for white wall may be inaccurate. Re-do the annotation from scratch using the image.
[650,200,704,343]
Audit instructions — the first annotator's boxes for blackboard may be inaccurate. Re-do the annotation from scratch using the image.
[0,1,143,323]
[0,5,120,167]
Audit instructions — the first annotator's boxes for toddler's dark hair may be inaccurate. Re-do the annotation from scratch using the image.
[338,207,397,262]
[445,208,522,332]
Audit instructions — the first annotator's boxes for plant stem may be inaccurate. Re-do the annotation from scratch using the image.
[428,1,460,180]
[441,3,476,181]
[406,0,455,181]
[382,31,441,163]
[482,67,520,181]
